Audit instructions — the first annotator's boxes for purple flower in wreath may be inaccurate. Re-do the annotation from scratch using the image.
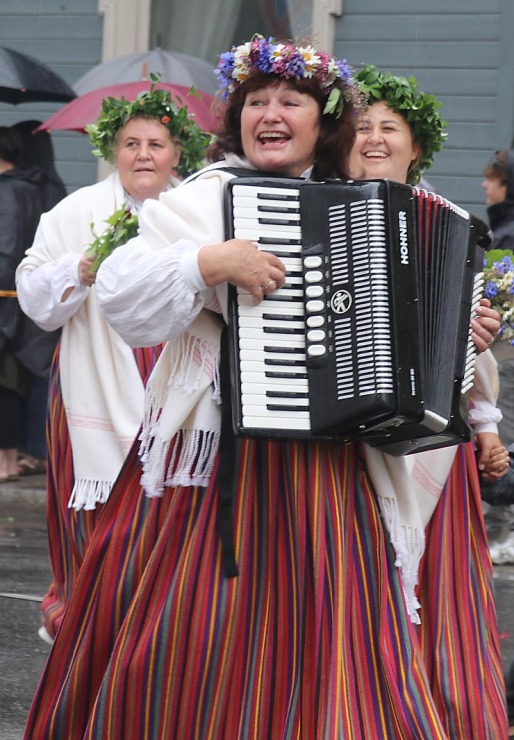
[215,52,236,96]
[269,47,301,79]
[336,58,354,85]
[251,36,274,73]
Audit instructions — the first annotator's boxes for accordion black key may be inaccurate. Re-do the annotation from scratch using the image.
[224,177,489,455]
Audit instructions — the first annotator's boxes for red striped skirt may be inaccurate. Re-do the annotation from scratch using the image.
[27,438,507,738]
[40,343,163,639]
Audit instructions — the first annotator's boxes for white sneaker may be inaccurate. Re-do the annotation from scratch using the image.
[38,625,54,646]
[499,546,514,565]
[490,532,514,564]
[490,543,503,564]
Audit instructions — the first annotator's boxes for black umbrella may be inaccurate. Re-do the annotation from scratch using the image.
[0,46,76,104]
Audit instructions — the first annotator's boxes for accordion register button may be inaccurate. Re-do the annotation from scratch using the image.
[307,344,326,357]
[305,270,323,283]
[303,255,322,269]
[306,315,324,328]
[305,285,323,298]
[306,300,324,313]
[307,329,326,342]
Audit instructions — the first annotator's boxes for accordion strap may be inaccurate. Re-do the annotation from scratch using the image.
[213,167,293,578]
[188,166,299,183]
[216,323,239,578]
[213,166,302,577]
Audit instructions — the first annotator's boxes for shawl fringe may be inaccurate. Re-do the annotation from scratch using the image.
[139,331,222,497]
[377,495,424,624]
[68,479,113,511]
[167,332,221,398]
[141,429,220,498]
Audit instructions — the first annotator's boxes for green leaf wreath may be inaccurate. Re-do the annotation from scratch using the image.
[85,73,213,177]
[354,65,448,183]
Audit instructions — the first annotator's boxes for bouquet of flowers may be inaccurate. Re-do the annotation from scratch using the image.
[483,248,514,343]
[86,205,139,271]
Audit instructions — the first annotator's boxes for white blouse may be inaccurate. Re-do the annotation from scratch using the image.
[16,231,88,331]
[17,227,214,342]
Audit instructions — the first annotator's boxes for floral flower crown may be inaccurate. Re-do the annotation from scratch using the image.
[215,34,363,117]
[354,65,448,184]
[85,74,212,177]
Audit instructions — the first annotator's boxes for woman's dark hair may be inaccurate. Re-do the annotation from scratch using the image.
[0,126,23,166]
[208,73,356,181]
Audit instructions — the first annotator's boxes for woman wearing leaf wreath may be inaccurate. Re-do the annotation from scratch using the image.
[23,36,506,739]
[349,64,509,737]
[15,86,210,644]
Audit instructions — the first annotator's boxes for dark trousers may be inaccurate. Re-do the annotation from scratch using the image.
[20,376,48,459]
[0,385,24,448]
[506,659,514,723]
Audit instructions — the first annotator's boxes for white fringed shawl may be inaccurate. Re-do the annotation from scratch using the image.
[364,444,456,623]
[131,165,239,496]
[139,310,222,496]
[365,348,499,622]
[17,173,146,509]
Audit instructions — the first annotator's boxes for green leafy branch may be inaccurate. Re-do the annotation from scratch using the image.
[85,205,139,271]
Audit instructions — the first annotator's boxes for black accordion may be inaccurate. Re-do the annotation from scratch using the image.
[224,177,489,455]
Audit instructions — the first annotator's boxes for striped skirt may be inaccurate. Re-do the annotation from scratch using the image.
[40,344,163,639]
[26,439,507,739]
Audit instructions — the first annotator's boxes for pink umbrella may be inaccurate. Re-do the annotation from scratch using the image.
[38,81,218,133]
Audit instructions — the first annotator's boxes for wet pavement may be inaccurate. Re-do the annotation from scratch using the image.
[1,476,514,739]
[0,476,50,740]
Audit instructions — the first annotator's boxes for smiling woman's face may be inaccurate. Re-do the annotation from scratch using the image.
[348,100,420,185]
[114,117,181,201]
[240,80,321,178]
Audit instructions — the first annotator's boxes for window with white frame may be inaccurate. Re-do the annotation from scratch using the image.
[149,0,315,66]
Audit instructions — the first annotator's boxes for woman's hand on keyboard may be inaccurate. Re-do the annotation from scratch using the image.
[199,239,286,300]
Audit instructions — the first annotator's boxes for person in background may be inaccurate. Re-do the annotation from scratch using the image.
[13,120,67,212]
[411,153,510,491]
[349,63,509,736]
[481,148,514,735]
[349,64,506,458]
[481,149,514,565]
[0,125,42,482]
[23,37,506,739]
[11,120,67,476]
[483,150,514,251]
[16,88,210,645]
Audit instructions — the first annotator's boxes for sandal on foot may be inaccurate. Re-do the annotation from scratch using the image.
[17,455,46,476]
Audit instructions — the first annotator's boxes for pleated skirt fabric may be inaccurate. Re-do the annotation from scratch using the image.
[40,343,163,639]
[26,438,508,739]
